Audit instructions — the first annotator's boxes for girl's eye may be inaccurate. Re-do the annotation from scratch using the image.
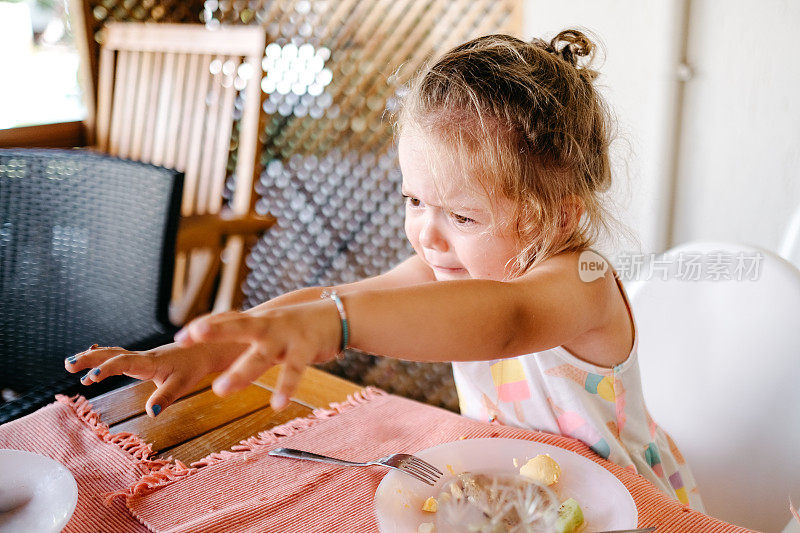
[403,194,421,208]
[450,212,476,225]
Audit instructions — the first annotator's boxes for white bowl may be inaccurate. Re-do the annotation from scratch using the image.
[0,449,78,533]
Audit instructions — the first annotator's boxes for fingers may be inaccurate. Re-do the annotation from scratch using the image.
[175,312,262,347]
[212,344,279,397]
[146,373,194,418]
[271,359,306,411]
[65,345,127,373]
[78,352,158,386]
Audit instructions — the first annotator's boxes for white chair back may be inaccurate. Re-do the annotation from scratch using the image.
[626,241,800,531]
[779,205,800,270]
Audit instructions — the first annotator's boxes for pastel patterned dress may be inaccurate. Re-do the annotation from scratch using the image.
[451,269,705,511]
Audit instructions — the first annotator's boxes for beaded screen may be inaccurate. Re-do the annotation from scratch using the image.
[75,0,522,410]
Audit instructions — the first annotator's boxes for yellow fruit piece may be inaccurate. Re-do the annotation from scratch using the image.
[422,496,438,513]
[519,454,562,486]
[556,498,584,533]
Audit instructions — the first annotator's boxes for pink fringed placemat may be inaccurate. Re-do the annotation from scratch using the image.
[114,388,753,533]
[0,395,185,533]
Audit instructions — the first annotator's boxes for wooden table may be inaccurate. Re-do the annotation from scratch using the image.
[88,367,362,464]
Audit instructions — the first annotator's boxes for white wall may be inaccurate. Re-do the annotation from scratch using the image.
[523,0,685,256]
[524,0,800,258]
[672,0,800,252]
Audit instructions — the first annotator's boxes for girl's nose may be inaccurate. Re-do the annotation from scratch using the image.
[419,213,449,252]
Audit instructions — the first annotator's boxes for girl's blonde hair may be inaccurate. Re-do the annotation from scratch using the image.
[399,30,618,276]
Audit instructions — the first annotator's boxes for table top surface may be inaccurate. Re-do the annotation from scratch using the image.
[88,366,362,464]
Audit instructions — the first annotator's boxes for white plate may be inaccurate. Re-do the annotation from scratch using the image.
[374,438,637,532]
[0,449,78,533]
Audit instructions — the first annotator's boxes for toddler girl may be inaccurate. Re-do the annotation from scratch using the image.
[67,30,703,510]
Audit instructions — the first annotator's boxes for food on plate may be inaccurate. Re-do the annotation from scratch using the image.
[435,472,559,532]
[555,498,584,533]
[519,454,561,486]
[422,496,438,513]
[415,454,585,532]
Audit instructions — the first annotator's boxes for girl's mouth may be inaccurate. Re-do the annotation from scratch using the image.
[431,264,466,274]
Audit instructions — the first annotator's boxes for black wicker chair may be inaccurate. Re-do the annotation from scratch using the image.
[0,149,183,423]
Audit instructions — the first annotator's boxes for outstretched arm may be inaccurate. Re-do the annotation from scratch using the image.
[66,254,433,416]
[345,253,612,361]
[243,253,435,312]
[178,251,613,408]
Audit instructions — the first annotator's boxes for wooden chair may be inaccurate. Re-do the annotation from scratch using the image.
[92,22,274,324]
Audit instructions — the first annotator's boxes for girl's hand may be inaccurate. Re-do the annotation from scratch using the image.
[174,300,342,410]
[64,341,245,417]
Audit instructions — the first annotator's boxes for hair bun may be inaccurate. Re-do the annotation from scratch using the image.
[531,29,598,80]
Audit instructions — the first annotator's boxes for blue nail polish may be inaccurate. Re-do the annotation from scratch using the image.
[66,356,76,364]
[92,368,101,376]
[152,404,161,416]
[81,372,91,381]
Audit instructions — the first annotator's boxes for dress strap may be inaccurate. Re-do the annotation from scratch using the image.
[588,249,638,350]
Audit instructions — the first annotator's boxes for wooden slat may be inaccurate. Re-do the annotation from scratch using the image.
[95,48,116,152]
[107,49,130,155]
[103,23,266,57]
[88,366,361,424]
[89,374,219,426]
[157,402,311,462]
[205,57,238,215]
[171,254,189,307]
[170,247,221,324]
[175,212,275,251]
[111,385,273,452]
[213,236,245,314]
[254,366,363,409]
[90,367,362,463]
[173,54,202,172]
[181,54,213,216]
[153,52,180,167]
[0,121,86,149]
[115,50,141,158]
[150,52,175,166]
[229,54,263,210]
[141,51,164,162]
[195,58,225,215]
[129,50,155,160]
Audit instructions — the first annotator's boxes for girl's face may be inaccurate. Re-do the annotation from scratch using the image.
[398,127,520,281]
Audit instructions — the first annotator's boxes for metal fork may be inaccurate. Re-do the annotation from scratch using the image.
[268,447,443,485]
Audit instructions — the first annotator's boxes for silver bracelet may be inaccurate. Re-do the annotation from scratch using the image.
[320,289,349,356]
